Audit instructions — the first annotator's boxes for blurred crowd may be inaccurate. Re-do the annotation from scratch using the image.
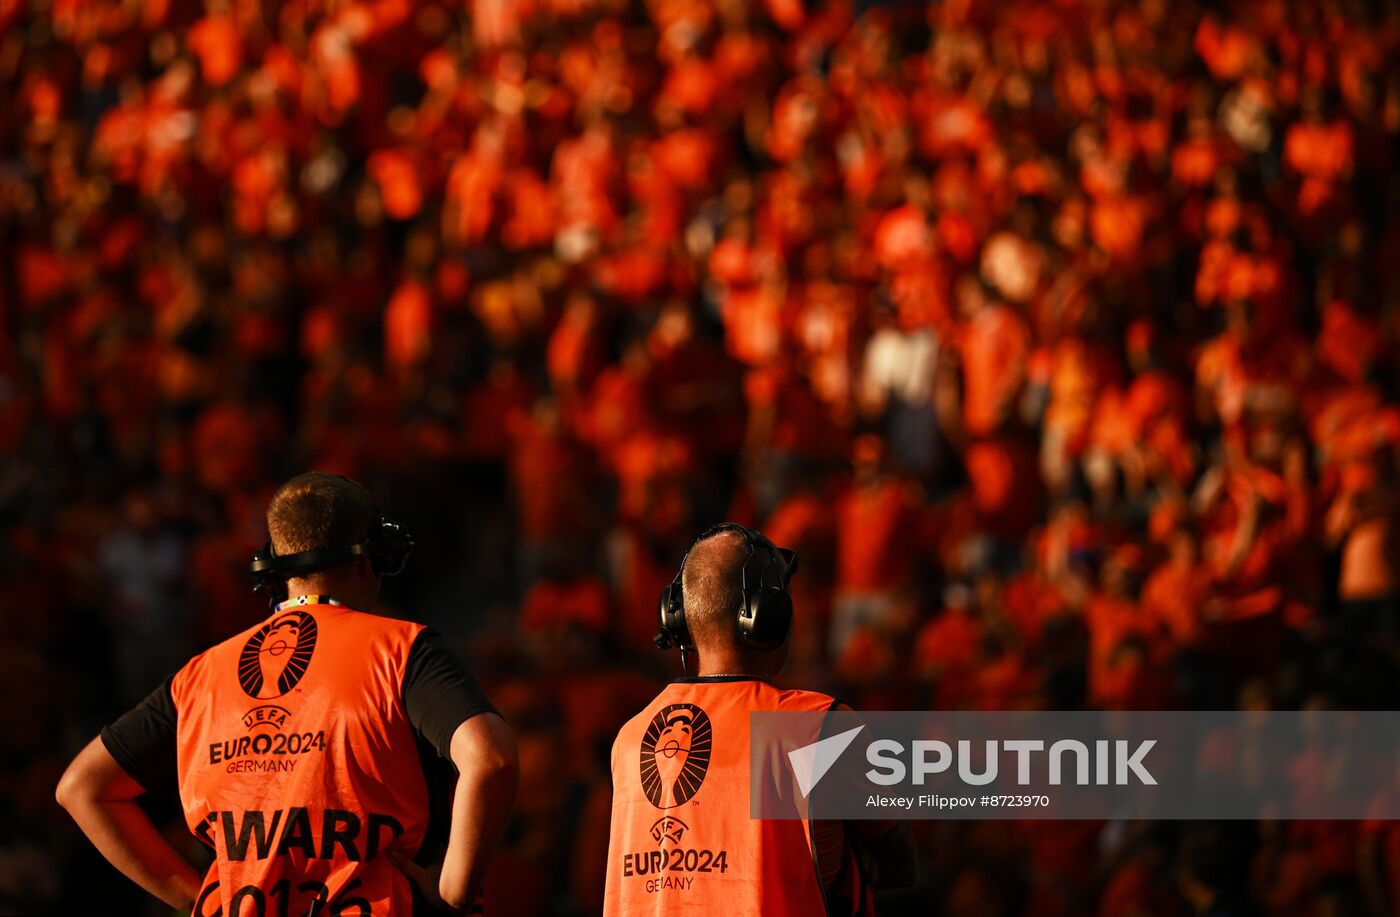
[3,0,1400,913]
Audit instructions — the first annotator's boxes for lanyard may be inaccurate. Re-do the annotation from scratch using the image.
[273,594,343,611]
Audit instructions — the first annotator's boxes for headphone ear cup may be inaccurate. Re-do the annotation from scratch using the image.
[368,545,404,577]
[264,578,289,603]
[739,587,792,651]
[655,583,690,650]
[366,517,413,577]
[249,540,283,599]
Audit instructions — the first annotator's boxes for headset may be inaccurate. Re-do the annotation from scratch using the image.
[655,523,799,657]
[248,515,414,602]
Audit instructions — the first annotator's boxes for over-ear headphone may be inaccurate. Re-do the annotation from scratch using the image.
[248,515,414,602]
[656,523,799,653]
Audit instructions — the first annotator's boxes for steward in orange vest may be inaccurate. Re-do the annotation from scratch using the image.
[58,472,518,915]
[604,524,916,915]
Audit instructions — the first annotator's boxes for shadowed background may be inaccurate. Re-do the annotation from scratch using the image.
[2,0,1400,913]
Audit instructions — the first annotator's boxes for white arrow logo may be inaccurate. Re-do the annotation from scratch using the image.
[788,726,865,797]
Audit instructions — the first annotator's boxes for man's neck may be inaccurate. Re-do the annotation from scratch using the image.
[691,648,774,680]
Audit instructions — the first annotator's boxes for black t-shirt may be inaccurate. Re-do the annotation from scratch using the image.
[101,628,496,792]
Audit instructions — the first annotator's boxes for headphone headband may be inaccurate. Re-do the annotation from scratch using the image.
[248,515,414,602]
[682,523,798,583]
[248,542,373,578]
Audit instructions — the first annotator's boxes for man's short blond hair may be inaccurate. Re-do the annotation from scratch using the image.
[267,472,375,555]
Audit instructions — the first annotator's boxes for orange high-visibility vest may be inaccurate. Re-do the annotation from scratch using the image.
[604,676,864,916]
[172,601,429,916]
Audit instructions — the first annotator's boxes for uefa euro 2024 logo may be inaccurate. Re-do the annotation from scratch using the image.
[639,704,713,809]
[237,611,318,700]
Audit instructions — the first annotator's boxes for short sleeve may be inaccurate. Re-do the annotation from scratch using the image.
[402,629,498,761]
[100,675,178,792]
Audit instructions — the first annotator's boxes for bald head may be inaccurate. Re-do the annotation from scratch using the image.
[680,529,749,650]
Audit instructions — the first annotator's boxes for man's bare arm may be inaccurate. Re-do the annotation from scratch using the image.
[850,819,918,889]
[819,703,918,890]
[55,737,201,910]
[438,712,519,910]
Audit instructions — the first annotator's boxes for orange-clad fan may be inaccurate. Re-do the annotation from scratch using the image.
[56,473,518,915]
[603,524,916,915]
